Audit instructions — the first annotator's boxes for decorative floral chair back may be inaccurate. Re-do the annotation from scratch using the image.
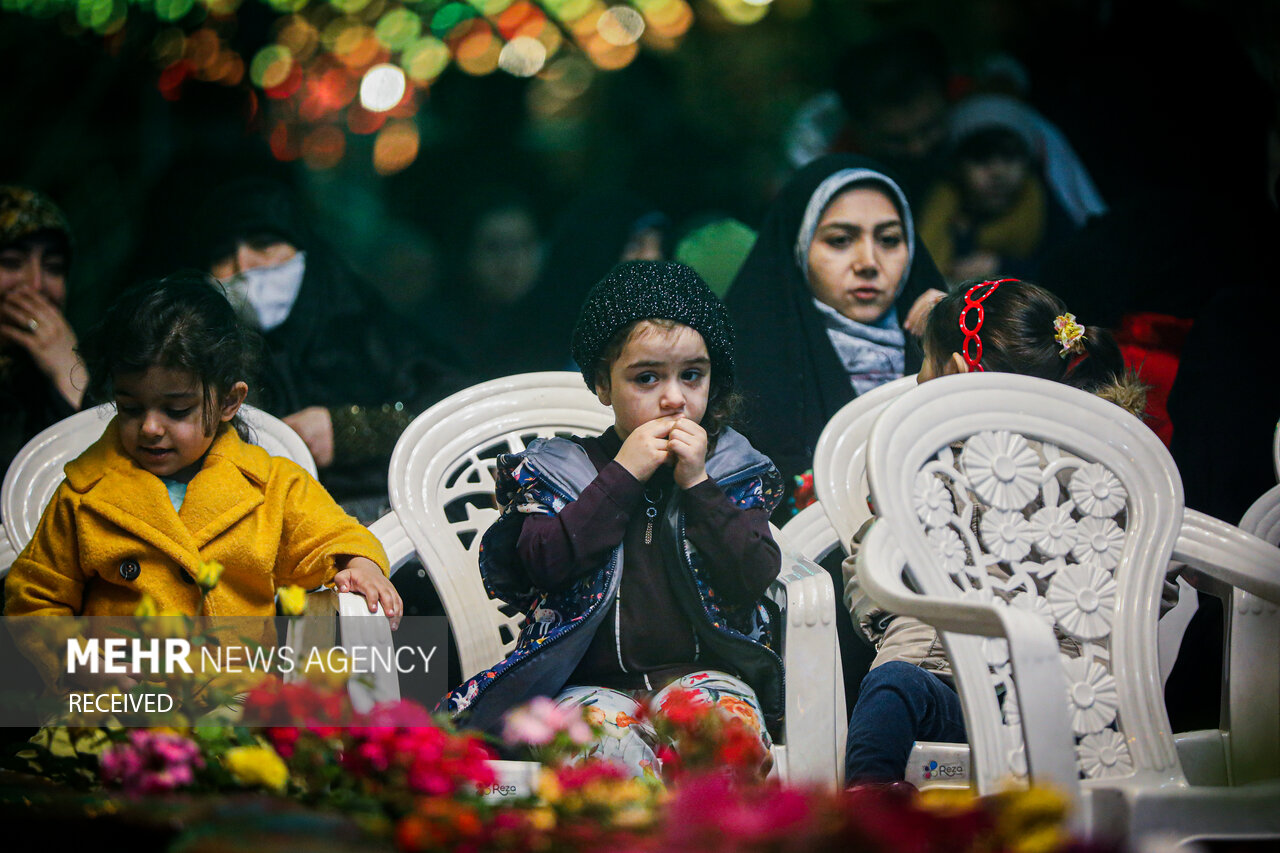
[1,403,317,578]
[863,373,1184,796]
[372,372,848,788]
[812,374,918,553]
[858,372,1280,844]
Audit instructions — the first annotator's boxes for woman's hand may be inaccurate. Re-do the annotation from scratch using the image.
[333,556,402,630]
[668,417,708,489]
[284,406,335,468]
[902,288,947,336]
[0,290,85,408]
[615,416,678,482]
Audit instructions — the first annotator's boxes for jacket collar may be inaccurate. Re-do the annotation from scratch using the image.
[65,420,270,560]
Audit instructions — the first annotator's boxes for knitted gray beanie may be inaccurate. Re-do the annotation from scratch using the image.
[571,260,735,393]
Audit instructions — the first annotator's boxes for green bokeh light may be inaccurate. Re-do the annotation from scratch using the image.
[154,0,193,21]
[429,2,475,37]
[374,7,421,50]
[400,35,450,81]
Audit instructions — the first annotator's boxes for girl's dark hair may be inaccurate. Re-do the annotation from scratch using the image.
[594,318,742,440]
[923,279,1129,399]
[83,271,259,437]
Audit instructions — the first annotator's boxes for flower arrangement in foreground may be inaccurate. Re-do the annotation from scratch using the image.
[1,580,1098,853]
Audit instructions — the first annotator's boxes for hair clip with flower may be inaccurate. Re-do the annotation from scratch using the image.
[1053,313,1086,356]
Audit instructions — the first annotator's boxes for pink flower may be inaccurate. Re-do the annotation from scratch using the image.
[99,731,204,794]
[501,696,593,747]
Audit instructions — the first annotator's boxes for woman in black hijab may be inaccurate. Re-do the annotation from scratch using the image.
[192,177,466,521]
[728,154,946,515]
[728,156,947,719]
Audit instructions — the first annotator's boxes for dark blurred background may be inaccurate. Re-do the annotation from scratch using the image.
[4,0,1276,338]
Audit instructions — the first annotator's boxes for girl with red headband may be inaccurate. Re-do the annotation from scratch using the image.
[842,278,1151,785]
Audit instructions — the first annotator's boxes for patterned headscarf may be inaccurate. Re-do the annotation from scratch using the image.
[0,186,72,250]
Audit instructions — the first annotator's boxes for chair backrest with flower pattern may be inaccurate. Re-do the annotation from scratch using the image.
[860,372,1187,795]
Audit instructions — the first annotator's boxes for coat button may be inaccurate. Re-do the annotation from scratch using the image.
[119,559,141,581]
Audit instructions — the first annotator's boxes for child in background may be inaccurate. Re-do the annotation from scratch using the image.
[842,278,1152,784]
[445,260,785,778]
[5,273,399,699]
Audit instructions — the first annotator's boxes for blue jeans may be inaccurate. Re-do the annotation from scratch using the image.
[844,661,967,783]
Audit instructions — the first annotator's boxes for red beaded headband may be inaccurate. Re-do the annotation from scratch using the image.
[958,279,1017,372]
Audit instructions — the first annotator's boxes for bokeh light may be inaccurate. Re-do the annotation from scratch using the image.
[151,27,186,66]
[454,26,501,76]
[302,124,346,169]
[329,0,372,15]
[373,7,420,50]
[373,119,420,174]
[596,5,643,46]
[498,35,546,77]
[708,0,770,25]
[359,62,406,111]
[277,15,321,62]
[400,35,451,82]
[430,2,476,38]
[153,0,193,22]
[250,44,294,88]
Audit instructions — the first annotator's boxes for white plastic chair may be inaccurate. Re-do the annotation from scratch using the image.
[806,373,1197,789]
[777,502,841,564]
[0,403,396,711]
[370,371,846,788]
[855,372,1280,843]
[812,374,919,553]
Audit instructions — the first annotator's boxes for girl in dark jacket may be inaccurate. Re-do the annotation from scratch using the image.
[445,261,784,779]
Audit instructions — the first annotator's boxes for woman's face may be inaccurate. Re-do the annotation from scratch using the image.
[806,187,909,325]
[0,238,68,306]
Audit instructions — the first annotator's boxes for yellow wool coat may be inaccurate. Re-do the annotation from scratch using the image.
[5,420,390,688]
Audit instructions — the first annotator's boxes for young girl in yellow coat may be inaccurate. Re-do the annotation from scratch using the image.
[5,273,401,698]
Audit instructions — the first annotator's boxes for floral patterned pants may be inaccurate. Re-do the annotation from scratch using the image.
[554,670,772,779]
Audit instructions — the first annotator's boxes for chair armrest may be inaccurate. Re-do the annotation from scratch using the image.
[1175,510,1280,604]
[768,548,845,788]
[336,590,401,711]
[369,511,417,576]
[284,588,401,713]
[857,522,1081,807]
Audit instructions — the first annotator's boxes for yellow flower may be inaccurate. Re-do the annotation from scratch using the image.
[225,744,289,792]
[194,560,225,590]
[302,650,353,690]
[133,594,158,626]
[277,585,307,618]
[537,767,562,804]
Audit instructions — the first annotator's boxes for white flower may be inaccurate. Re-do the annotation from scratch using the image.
[1076,729,1133,779]
[1009,590,1055,628]
[1045,563,1117,640]
[961,431,1042,510]
[913,471,954,528]
[1027,505,1078,558]
[979,510,1034,562]
[1068,463,1127,518]
[1071,516,1125,571]
[1061,655,1119,735]
[926,525,967,576]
